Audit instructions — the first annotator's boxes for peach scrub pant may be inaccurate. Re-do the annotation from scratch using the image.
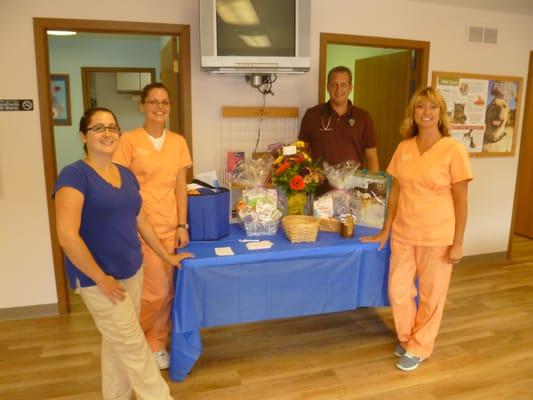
[79,268,173,400]
[140,236,176,353]
[388,239,453,360]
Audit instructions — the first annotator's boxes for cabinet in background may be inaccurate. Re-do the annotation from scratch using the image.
[116,72,153,93]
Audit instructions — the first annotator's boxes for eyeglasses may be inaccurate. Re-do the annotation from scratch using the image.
[87,124,121,134]
[144,99,170,107]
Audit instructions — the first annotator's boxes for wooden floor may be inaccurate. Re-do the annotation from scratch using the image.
[1,237,532,399]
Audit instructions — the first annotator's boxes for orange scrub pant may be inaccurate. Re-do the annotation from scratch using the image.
[388,239,453,359]
[139,236,176,352]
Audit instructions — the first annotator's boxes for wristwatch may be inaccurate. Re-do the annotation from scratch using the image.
[177,223,189,230]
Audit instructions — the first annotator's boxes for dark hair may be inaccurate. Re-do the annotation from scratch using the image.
[327,66,353,84]
[79,107,119,153]
[140,82,169,103]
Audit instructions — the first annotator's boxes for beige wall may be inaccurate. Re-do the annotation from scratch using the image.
[1,0,532,310]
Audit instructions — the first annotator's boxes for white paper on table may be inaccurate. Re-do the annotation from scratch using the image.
[194,171,219,188]
[246,241,273,250]
[215,247,234,256]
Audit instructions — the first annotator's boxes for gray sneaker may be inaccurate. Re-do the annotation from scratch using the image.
[396,352,422,371]
[153,350,170,370]
[394,344,406,357]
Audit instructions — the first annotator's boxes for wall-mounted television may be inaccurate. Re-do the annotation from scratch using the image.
[199,0,310,74]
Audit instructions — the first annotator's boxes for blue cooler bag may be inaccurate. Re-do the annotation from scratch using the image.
[187,180,230,241]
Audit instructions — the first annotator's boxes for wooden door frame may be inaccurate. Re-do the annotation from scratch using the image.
[33,18,192,315]
[508,50,533,257]
[318,33,430,103]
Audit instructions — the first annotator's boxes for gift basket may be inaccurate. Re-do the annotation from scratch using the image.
[346,170,390,229]
[282,215,319,243]
[313,161,361,233]
[232,156,282,236]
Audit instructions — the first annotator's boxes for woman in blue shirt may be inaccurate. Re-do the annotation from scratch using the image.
[54,107,192,400]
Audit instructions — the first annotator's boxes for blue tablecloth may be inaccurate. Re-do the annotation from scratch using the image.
[169,224,390,381]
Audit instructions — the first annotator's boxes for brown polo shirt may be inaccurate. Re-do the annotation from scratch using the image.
[298,101,377,166]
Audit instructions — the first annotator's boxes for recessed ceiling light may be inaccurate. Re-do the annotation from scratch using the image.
[239,34,271,48]
[216,0,259,25]
[47,30,77,36]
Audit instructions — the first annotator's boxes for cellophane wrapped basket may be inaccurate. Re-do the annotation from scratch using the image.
[232,156,282,236]
[282,215,319,243]
[243,220,280,236]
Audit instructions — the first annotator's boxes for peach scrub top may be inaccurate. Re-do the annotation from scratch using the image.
[387,137,473,246]
[113,127,192,239]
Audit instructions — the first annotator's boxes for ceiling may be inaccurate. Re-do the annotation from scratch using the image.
[406,0,533,16]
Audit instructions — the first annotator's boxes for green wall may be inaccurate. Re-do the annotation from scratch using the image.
[325,44,405,102]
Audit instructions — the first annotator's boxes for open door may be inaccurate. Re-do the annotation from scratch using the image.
[160,36,194,180]
[160,37,180,133]
[353,51,412,169]
[513,51,533,239]
[34,18,192,314]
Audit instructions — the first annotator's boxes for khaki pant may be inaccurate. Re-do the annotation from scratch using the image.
[79,269,173,400]
[139,237,176,352]
[388,239,453,359]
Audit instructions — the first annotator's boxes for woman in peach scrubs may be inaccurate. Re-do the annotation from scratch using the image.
[362,87,472,371]
[114,82,192,370]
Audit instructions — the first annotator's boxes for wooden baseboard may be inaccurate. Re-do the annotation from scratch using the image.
[459,251,508,266]
[0,303,58,321]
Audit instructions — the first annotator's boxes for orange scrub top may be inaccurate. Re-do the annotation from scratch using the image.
[387,137,473,246]
[113,127,192,239]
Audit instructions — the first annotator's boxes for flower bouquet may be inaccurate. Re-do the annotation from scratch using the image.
[271,141,324,215]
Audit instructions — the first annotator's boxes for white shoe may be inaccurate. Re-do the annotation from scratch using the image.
[153,350,170,370]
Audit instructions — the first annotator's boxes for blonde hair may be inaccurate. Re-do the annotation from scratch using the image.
[399,87,451,139]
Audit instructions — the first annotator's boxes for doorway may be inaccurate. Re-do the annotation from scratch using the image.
[508,50,533,257]
[33,18,192,314]
[319,33,430,169]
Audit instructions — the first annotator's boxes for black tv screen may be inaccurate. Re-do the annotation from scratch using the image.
[216,0,296,57]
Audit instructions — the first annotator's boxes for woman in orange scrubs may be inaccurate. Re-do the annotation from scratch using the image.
[362,87,472,371]
[114,83,192,370]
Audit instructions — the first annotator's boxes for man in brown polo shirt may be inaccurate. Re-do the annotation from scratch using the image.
[298,65,379,173]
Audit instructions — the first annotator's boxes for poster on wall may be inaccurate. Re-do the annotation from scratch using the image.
[432,71,522,157]
[50,74,72,126]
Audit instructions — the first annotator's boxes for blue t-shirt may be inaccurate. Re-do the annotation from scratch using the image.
[53,160,143,288]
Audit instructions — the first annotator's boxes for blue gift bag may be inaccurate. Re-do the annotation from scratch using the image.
[187,180,230,241]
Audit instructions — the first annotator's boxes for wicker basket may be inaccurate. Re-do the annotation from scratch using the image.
[282,215,319,243]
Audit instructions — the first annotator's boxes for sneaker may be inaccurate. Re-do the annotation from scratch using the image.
[153,350,170,370]
[396,352,422,371]
[394,344,406,358]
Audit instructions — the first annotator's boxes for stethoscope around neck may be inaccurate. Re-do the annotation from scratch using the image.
[320,107,355,132]
[320,114,333,131]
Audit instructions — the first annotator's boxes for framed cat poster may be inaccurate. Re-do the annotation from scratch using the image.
[432,71,522,157]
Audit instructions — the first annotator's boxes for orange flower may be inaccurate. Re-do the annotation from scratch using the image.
[276,161,290,175]
[294,154,304,164]
[289,175,305,191]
